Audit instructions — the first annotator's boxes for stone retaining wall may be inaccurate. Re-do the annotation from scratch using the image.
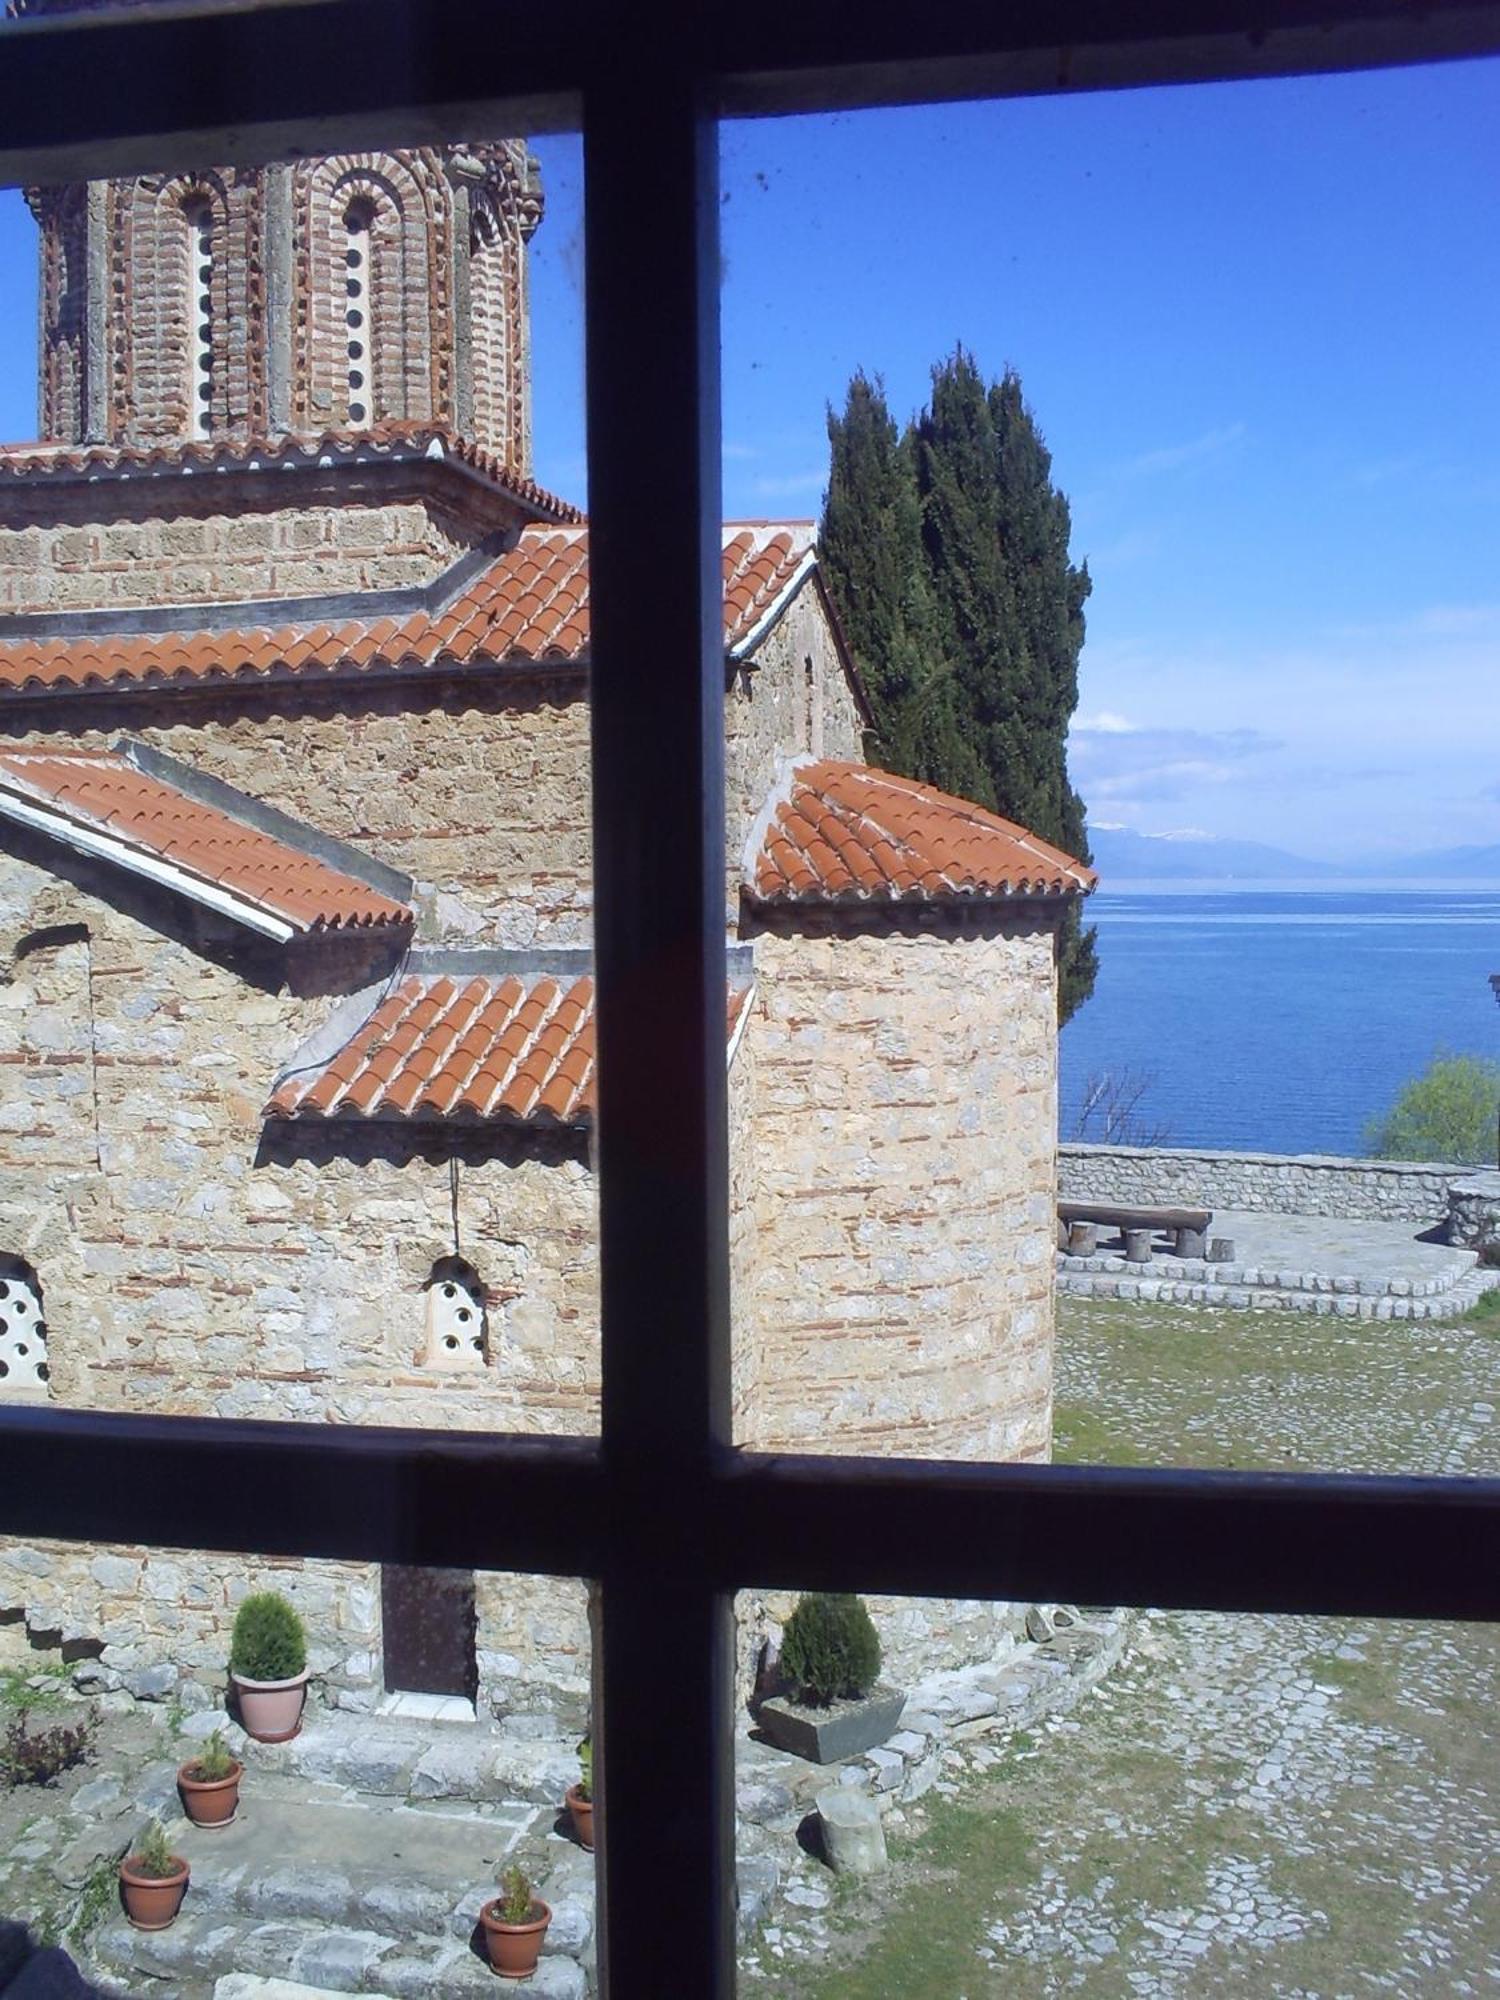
[1060,1143,1462,1226]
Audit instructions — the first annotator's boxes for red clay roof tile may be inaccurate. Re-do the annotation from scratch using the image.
[268,970,751,1125]
[0,524,813,696]
[749,760,1095,905]
[0,746,412,936]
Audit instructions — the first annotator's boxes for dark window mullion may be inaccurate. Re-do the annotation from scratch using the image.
[583,57,736,2000]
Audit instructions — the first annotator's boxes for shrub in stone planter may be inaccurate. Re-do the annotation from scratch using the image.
[228,1592,310,1743]
[780,1593,882,1706]
[757,1594,904,1765]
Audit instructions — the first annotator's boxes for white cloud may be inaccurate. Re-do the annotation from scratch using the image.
[748,468,826,499]
[1069,721,1280,807]
[1120,422,1246,478]
[1074,709,1139,734]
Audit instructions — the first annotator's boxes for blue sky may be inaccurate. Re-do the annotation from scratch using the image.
[1,59,1495,860]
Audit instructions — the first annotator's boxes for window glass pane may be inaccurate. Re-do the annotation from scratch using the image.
[736,1591,1500,1995]
[0,132,607,1441]
[719,61,1500,1480]
[0,1537,596,1990]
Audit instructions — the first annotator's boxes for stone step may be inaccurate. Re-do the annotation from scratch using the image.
[244,1717,579,1808]
[159,1786,554,1939]
[1056,1262,1489,1319]
[87,1779,597,1998]
[91,1905,589,1999]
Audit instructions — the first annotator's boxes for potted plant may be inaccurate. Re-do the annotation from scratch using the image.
[119,1820,190,1930]
[479,1863,551,1980]
[228,1591,310,1743]
[565,1732,593,1851]
[177,1726,243,1828]
[755,1592,905,1764]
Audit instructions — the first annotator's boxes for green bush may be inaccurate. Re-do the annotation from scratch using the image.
[130,1821,180,1881]
[229,1592,307,1682]
[779,1592,882,1707]
[0,1706,96,1787]
[1365,1052,1500,1167]
[186,1728,236,1782]
[497,1863,536,1924]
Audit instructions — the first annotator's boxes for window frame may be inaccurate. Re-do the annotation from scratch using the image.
[1,5,1499,1995]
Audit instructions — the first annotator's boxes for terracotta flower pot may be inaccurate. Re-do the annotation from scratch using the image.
[177,1756,243,1828]
[231,1667,310,1743]
[565,1782,594,1852]
[479,1897,551,1980]
[119,1855,189,1931]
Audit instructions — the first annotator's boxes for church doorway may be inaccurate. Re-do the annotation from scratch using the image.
[380,1565,478,1706]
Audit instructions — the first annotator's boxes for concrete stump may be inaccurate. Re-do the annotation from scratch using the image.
[1067,1221,1098,1255]
[1123,1228,1153,1264]
[1209,1237,1235,1263]
[1174,1225,1208,1258]
[1057,1218,1070,1251]
[815,1786,888,1876]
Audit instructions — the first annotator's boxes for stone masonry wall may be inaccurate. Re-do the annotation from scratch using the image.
[0,844,602,1712]
[1060,1143,1462,1227]
[739,912,1059,1463]
[724,578,864,924]
[0,491,484,614]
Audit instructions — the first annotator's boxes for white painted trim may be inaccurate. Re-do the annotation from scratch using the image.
[726,545,817,661]
[725,980,756,1072]
[738,751,808,891]
[0,789,296,941]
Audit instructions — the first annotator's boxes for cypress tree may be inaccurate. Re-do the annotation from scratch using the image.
[820,373,985,799]
[820,351,1098,1023]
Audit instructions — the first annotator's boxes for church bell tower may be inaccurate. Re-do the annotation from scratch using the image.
[28,144,543,470]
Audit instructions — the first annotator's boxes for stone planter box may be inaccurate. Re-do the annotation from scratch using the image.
[756,1686,906,1764]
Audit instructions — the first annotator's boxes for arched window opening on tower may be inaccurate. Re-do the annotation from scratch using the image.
[184,198,213,439]
[343,199,374,425]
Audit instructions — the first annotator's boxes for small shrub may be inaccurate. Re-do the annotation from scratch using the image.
[0,1707,96,1787]
[779,1593,882,1708]
[0,1665,71,1716]
[1365,1051,1500,1166]
[575,1733,592,1804]
[497,1863,535,1924]
[229,1592,307,1681]
[128,1821,180,1881]
[185,1728,236,1782]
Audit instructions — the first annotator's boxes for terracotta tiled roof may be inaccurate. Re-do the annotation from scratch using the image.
[0,523,812,695]
[268,973,754,1125]
[0,746,412,938]
[749,760,1096,904]
[0,424,582,524]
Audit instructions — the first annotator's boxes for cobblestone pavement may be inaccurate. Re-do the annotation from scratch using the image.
[759,1297,1500,1997]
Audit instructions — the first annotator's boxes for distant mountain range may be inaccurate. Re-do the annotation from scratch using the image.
[1086,824,1500,882]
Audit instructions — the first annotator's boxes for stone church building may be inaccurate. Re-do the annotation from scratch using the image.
[0,141,1092,1719]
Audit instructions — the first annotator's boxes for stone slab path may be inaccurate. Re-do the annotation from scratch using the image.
[1059,1207,1496,1318]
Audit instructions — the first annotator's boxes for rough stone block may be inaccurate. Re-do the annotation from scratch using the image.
[815,1786,889,1875]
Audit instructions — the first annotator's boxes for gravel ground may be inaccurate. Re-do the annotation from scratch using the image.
[758,1295,1500,1997]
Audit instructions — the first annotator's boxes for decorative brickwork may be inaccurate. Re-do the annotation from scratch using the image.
[28,143,539,466]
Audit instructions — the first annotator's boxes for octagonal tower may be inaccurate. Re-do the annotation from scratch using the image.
[27,144,543,467]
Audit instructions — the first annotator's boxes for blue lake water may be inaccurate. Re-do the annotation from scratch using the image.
[1059,885,1500,1157]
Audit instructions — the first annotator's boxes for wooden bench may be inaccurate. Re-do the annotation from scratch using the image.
[1058,1200,1213,1262]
